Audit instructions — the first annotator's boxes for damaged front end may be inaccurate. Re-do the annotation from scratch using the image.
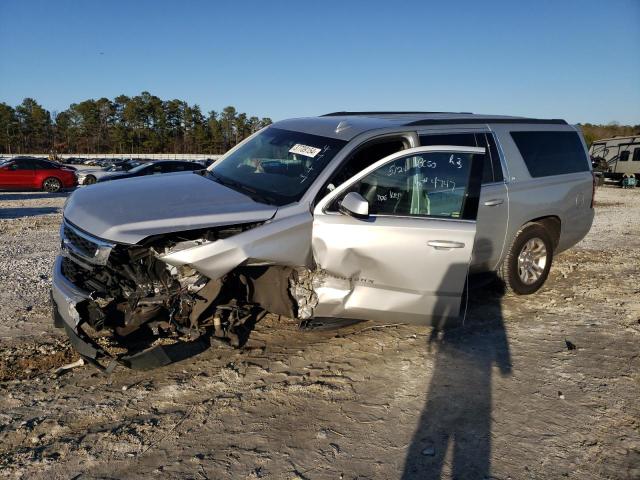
[52,220,309,371]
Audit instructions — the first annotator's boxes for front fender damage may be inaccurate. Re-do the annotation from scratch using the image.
[58,219,320,370]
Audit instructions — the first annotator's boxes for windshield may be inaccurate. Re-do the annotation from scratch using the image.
[209,127,346,205]
[0,159,12,167]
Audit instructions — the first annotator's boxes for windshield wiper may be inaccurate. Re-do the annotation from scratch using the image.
[208,171,279,205]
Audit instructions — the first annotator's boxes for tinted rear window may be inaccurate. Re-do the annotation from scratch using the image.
[511,131,589,177]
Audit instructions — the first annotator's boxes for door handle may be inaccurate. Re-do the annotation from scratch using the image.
[483,199,504,206]
[428,240,466,250]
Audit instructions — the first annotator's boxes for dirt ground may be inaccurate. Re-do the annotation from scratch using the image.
[0,187,638,480]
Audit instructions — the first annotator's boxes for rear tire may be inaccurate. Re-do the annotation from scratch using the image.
[42,177,62,193]
[499,224,553,295]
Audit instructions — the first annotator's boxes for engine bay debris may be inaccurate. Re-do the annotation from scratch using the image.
[56,224,319,371]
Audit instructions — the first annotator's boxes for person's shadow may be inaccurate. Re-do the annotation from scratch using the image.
[402,241,512,479]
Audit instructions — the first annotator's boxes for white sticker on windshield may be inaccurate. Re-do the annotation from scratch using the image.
[289,144,322,158]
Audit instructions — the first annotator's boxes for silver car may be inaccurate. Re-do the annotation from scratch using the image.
[51,112,594,369]
[76,159,143,185]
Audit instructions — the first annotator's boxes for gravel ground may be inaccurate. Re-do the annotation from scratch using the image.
[0,186,638,479]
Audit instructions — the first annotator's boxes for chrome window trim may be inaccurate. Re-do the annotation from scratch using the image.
[481,180,507,187]
[322,210,475,223]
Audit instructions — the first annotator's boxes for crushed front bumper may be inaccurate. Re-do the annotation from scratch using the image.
[51,256,212,371]
[51,256,88,331]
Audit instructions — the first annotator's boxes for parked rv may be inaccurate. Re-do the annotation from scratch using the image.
[589,135,640,185]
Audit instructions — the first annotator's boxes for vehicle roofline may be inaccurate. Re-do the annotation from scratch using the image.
[270,115,569,142]
[322,111,475,116]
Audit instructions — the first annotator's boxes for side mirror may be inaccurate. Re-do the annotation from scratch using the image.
[9,163,18,170]
[339,191,369,219]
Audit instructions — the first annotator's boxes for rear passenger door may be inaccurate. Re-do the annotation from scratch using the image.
[419,130,508,271]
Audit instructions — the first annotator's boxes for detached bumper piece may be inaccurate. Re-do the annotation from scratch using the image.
[53,303,213,371]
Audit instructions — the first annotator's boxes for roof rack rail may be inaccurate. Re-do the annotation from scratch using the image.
[321,111,473,117]
[404,118,567,126]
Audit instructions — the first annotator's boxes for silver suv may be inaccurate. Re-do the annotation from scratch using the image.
[51,112,594,369]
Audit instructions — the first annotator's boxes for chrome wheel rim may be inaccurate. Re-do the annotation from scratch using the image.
[517,237,547,285]
[44,178,60,192]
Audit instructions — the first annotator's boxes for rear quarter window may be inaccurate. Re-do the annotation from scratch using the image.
[420,132,504,184]
[510,131,589,177]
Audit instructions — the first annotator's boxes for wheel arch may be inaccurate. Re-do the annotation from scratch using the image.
[499,220,556,295]
[528,215,561,250]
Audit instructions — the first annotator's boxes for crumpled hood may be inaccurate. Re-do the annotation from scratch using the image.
[63,172,277,244]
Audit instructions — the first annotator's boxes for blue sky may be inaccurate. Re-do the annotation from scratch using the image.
[0,0,638,124]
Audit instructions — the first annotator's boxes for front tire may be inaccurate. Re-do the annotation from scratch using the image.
[499,224,553,295]
[42,177,62,193]
[84,175,96,185]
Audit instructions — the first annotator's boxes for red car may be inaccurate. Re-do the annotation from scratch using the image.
[0,157,77,192]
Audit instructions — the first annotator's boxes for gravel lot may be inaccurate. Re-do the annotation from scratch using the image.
[0,186,638,479]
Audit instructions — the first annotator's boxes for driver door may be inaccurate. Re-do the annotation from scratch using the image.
[312,146,485,325]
